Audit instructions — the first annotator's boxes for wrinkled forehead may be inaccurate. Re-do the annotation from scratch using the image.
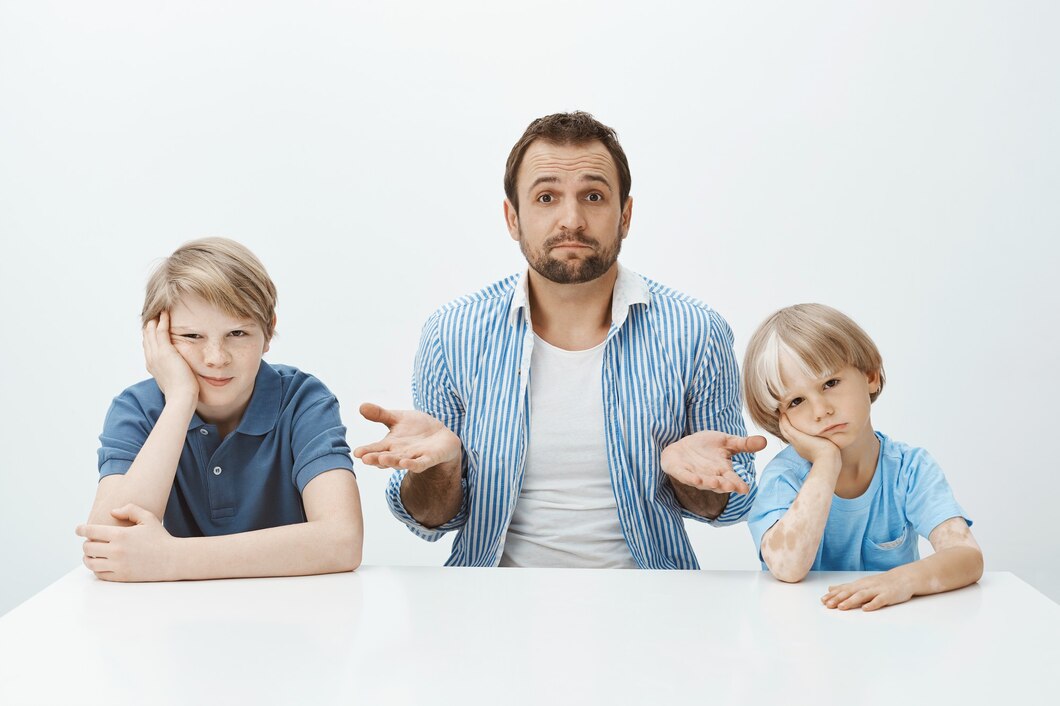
[517,139,618,191]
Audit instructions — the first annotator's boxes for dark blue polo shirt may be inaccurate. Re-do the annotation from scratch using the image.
[97,361,355,537]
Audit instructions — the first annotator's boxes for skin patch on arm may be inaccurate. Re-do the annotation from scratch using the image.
[928,516,979,552]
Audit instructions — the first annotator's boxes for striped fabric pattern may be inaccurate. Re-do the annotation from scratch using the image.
[385,265,757,569]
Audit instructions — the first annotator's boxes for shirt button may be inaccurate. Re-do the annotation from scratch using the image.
[199,429,209,436]
[213,466,222,476]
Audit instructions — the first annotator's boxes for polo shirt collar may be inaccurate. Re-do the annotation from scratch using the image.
[186,360,281,436]
[507,262,651,329]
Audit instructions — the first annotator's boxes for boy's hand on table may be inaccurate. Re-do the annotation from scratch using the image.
[354,403,462,474]
[779,415,841,467]
[821,573,914,611]
[660,431,764,493]
[144,310,199,407]
[76,504,179,582]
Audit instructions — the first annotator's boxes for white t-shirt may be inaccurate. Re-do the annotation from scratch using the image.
[499,334,637,568]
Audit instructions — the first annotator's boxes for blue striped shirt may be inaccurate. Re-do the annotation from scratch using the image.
[386,265,757,569]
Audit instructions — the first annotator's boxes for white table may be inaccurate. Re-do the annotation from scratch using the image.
[1,568,1056,705]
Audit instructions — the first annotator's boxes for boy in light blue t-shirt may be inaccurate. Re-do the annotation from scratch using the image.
[743,304,982,611]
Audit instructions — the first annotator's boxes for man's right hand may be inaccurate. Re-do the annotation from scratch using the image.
[354,403,462,474]
[143,310,199,408]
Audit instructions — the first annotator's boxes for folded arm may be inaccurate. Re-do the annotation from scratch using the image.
[78,469,363,581]
[821,517,983,611]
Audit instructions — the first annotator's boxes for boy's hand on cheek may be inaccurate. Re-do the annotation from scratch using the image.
[143,310,199,407]
[780,415,840,466]
[821,573,914,612]
[75,505,180,582]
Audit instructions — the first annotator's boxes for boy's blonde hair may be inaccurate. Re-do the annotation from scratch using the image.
[141,238,277,339]
[743,303,885,439]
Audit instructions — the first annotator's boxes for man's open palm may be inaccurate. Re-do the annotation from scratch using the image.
[354,403,461,474]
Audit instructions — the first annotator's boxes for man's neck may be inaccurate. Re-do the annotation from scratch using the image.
[527,265,618,351]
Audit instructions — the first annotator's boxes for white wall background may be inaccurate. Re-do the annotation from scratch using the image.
[1,1,1057,616]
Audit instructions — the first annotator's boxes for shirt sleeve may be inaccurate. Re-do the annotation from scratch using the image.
[682,310,758,526]
[385,311,470,541]
[97,391,154,479]
[902,448,971,539]
[290,384,356,493]
[747,460,802,560]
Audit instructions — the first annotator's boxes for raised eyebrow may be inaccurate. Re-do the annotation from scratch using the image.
[528,175,559,191]
[580,173,613,190]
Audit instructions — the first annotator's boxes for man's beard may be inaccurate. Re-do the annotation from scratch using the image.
[519,226,623,285]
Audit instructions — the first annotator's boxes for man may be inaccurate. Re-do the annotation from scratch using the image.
[356,112,765,569]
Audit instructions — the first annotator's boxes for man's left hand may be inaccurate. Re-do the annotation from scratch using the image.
[76,504,180,582]
[660,430,766,494]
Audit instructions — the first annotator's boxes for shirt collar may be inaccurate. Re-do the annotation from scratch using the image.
[186,360,281,436]
[507,262,651,329]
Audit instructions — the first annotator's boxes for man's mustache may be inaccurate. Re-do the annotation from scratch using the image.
[544,232,598,249]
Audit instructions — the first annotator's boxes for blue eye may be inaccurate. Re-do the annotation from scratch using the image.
[538,194,553,203]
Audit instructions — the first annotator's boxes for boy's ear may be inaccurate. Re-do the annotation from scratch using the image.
[866,369,881,393]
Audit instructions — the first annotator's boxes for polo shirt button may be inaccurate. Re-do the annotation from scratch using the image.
[200,429,209,435]
[213,466,222,476]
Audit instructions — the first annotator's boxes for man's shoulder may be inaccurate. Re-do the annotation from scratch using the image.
[422,274,520,337]
[633,273,733,343]
[433,274,519,315]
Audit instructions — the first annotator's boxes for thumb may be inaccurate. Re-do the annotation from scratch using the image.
[725,434,768,454]
[359,402,399,427]
[111,503,156,525]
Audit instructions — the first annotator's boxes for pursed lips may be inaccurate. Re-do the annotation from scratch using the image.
[200,374,233,387]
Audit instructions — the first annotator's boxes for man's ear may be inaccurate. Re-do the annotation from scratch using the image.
[503,199,520,241]
[620,195,633,238]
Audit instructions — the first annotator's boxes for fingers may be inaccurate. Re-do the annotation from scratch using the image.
[667,466,746,494]
[83,555,112,574]
[838,589,873,610]
[82,540,111,558]
[359,402,400,427]
[75,524,120,542]
[110,503,156,525]
[778,415,796,443]
[724,434,768,454]
[353,440,392,459]
[358,451,410,470]
[862,594,889,612]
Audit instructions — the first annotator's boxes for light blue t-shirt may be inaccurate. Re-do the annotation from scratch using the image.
[747,431,970,571]
[97,361,355,538]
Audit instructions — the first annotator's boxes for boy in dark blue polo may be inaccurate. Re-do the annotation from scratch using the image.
[76,238,362,581]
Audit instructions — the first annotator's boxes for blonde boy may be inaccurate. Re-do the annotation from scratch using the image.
[77,238,362,581]
[744,304,982,610]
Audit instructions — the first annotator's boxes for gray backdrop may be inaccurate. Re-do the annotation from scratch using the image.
[2,0,1057,616]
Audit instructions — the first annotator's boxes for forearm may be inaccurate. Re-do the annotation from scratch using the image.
[762,458,840,582]
[886,545,984,598]
[173,517,362,580]
[89,398,195,525]
[401,462,463,528]
[668,479,729,520]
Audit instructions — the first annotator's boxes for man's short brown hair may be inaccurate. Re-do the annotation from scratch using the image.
[504,111,632,211]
